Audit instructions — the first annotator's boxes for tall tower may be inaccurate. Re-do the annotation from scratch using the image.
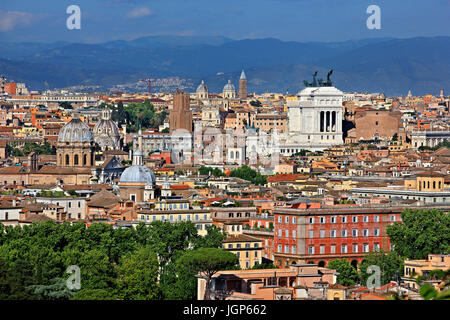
[239,69,247,100]
[170,89,192,133]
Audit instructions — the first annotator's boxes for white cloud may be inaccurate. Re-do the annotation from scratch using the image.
[126,7,153,19]
[0,10,33,31]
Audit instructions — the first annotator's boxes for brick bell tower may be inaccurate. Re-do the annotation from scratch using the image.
[170,89,192,133]
[239,69,247,100]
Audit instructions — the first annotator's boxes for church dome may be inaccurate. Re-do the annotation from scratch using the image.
[223,80,235,92]
[119,165,155,185]
[58,116,94,144]
[196,80,208,93]
[93,118,120,149]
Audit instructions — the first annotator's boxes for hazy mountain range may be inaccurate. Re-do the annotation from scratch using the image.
[0,35,449,96]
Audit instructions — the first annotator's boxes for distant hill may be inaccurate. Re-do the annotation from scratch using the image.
[0,36,448,96]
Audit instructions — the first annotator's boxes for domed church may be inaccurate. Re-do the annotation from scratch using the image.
[56,112,95,167]
[119,148,158,202]
[196,80,209,100]
[222,80,236,99]
[93,109,121,150]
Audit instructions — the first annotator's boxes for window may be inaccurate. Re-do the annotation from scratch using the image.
[292,246,297,254]
[285,230,289,238]
[331,245,336,254]
[308,246,315,254]
[390,215,396,222]
[363,216,369,223]
[278,216,282,223]
[342,216,347,223]
[331,230,337,238]
[374,215,380,222]
[320,245,325,254]
[341,229,347,237]
[309,217,315,224]
[320,217,326,224]
[363,244,370,253]
[320,230,325,238]
[352,216,358,223]
[285,245,289,254]
[246,251,249,258]
[352,244,358,253]
[352,229,358,237]
[374,228,380,236]
[341,244,348,253]
[363,229,369,237]
[285,216,289,224]
[309,230,314,238]
[331,216,336,224]
[292,217,297,224]
[374,243,380,251]
[255,251,258,257]
[278,245,282,253]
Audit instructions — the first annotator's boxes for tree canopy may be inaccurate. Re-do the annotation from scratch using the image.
[0,220,228,300]
[229,165,267,185]
[387,209,450,260]
[176,248,238,300]
[327,259,359,286]
[358,250,404,286]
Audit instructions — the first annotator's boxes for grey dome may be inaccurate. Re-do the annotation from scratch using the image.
[196,80,208,93]
[58,118,94,143]
[119,165,155,185]
[223,80,235,92]
[93,118,120,148]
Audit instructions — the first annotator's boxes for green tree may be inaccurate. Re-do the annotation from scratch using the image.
[359,250,404,286]
[327,259,359,286]
[198,166,226,177]
[229,165,267,185]
[116,246,159,300]
[387,209,450,260]
[176,248,239,300]
[193,225,226,249]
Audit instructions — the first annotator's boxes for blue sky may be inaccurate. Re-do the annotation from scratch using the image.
[1,0,449,43]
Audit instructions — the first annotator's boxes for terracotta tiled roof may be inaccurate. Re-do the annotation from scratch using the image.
[267,174,308,183]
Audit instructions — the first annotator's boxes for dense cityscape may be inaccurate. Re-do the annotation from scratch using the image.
[0,1,449,313]
[0,69,448,301]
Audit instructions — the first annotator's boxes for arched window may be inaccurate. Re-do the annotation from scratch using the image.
[65,154,70,166]
[74,154,79,165]
[83,154,87,166]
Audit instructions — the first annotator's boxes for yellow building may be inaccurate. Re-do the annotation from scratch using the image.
[137,208,212,236]
[404,172,445,192]
[222,222,263,269]
[403,254,450,291]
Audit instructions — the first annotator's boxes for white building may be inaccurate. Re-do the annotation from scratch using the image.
[279,86,344,154]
